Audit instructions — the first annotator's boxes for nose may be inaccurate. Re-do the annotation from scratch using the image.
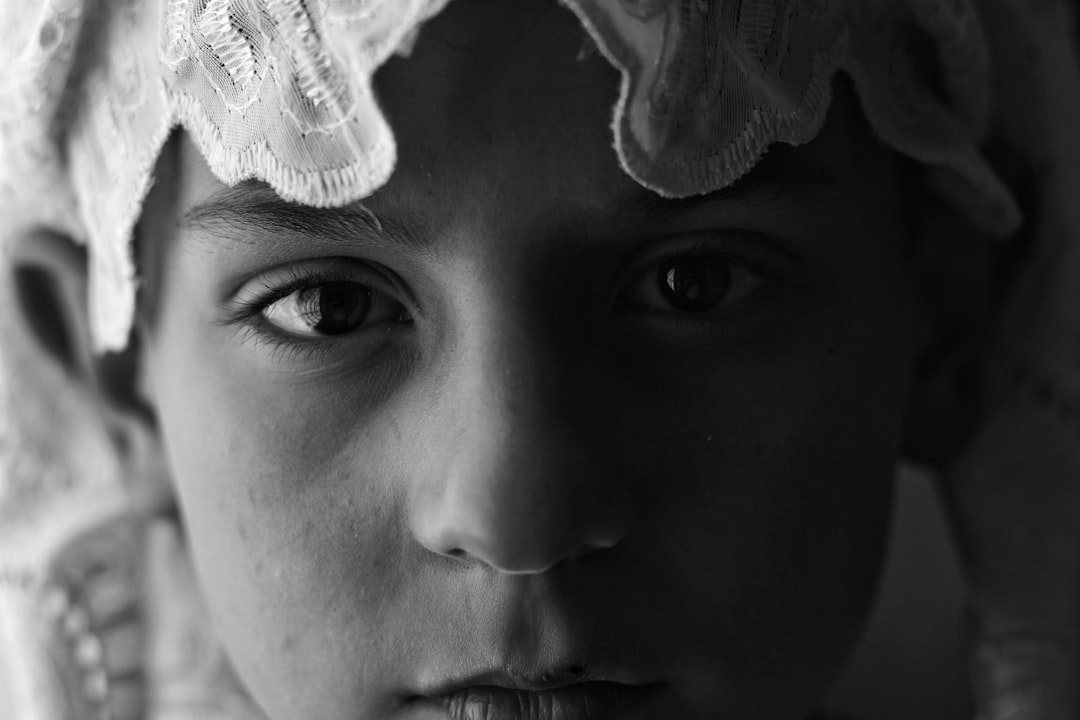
[408,320,634,574]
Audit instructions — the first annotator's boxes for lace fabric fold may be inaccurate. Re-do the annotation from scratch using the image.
[564,0,1019,230]
[0,0,1023,352]
[2,2,1078,719]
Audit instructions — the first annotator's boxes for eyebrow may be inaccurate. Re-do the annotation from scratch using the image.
[181,153,844,253]
[180,181,432,255]
[606,158,844,227]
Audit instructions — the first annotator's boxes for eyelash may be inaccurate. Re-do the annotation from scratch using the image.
[231,321,341,366]
[223,237,778,362]
[221,262,398,364]
[224,264,360,323]
[619,237,774,322]
[648,240,770,280]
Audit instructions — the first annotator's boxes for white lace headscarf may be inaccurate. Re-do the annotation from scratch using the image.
[0,0,1024,353]
[0,1,1078,719]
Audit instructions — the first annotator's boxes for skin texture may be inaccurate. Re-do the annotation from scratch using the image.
[133,1,924,718]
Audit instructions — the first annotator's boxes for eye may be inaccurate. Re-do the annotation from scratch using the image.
[620,249,763,317]
[657,257,731,312]
[261,280,409,338]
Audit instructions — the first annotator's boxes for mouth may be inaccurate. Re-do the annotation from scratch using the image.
[409,673,663,720]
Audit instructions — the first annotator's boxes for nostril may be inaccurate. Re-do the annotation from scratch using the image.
[446,548,467,559]
[569,541,612,559]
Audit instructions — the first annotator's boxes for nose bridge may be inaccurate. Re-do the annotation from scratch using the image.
[410,307,632,574]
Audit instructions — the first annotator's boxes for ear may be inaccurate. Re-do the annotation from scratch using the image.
[901,191,998,467]
[9,229,175,518]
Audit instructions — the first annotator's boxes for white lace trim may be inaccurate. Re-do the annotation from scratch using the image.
[0,0,1023,351]
[4,3,1080,719]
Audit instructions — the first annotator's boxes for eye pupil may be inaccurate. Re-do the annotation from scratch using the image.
[659,258,731,312]
[302,282,371,335]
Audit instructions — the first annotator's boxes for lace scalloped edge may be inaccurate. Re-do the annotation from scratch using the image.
[558,0,1020,239]
[88,85,399,351]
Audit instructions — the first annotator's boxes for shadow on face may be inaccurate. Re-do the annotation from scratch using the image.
[7,1,997,719]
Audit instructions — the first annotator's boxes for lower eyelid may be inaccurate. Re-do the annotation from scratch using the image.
[617,256,765,312]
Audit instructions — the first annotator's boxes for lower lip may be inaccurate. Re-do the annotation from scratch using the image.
[423,682,662,720]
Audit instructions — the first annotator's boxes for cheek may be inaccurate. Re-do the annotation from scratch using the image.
[654,406,895,716]
[612,268,911,712]
[143,219,914,720]
[148,329,900,720]
[156,395,446,718]
[147,315,429,718]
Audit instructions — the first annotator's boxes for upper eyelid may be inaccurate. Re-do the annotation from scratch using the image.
[227,258,401,305]
[221,233,786,310]
[641,230,793,264]
[612,231,787,292]
[218,259,404,328]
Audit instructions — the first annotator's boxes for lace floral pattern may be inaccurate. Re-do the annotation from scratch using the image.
[562,0,1019,231]
[0,0,1019,352]
[3,1,1073,719]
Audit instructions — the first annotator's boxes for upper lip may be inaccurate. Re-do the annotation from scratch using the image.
[415,665,651,696]
[409,669,662,720]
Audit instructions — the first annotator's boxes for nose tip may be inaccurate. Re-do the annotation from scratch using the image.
[415,479,632,574]
[407,310,634,575]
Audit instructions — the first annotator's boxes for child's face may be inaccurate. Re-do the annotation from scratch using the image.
[137,2,920,718]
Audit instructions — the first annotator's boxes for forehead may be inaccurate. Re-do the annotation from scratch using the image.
[170,0,898,264]
[371,1,621,204]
